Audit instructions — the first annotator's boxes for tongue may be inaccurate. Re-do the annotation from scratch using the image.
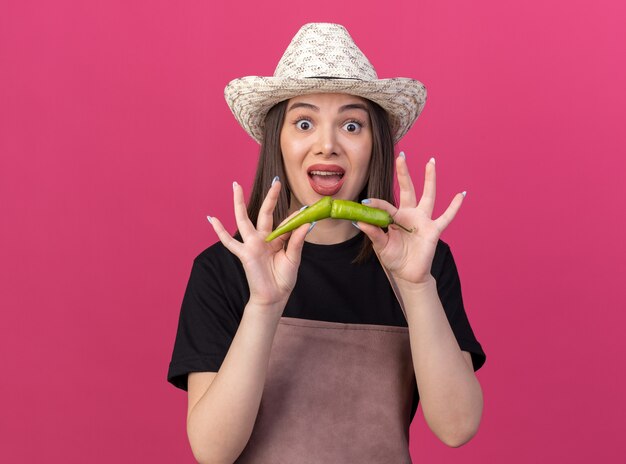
[311,174,342,188]
[309,174,344,196]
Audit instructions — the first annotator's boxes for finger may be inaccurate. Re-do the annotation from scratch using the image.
[263,205,311,247]
[417,157,436,217]
[271,226,294,251]
[257,177,281,232]
[268,205,309,249]
[434,191,465,232]
[273,204,310,228]
[360,198,398,217]
[207,216,243,256]
[284,223,310,265]
[232,181,255,239]
[357,221,389,253]
[396,153,417,209]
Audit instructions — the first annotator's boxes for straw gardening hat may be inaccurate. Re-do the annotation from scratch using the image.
[224,23,427,144]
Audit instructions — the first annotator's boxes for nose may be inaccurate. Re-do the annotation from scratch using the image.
[313,124,338,157]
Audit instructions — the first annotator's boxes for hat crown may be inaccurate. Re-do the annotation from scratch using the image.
[273,23,378,80]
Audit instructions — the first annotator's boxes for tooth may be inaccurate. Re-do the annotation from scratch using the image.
[310,171,341,176]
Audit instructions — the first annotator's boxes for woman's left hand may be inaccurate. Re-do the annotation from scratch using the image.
[357,153,465,285]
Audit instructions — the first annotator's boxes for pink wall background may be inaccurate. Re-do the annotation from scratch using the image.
[1,0,624,462]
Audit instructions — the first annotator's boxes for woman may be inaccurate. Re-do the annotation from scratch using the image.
[168,23,486,463]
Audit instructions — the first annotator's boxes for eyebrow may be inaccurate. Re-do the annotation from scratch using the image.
[286,102,369,113]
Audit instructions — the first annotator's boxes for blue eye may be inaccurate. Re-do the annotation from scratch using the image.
[296,119,312,131]
[343,121,362,133]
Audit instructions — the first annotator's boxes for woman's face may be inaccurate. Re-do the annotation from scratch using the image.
[280,93,373,211]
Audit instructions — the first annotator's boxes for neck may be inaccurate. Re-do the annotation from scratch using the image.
[304,218,360,244]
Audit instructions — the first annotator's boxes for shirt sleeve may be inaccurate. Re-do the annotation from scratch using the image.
[167,243,247,391]
[432,241,486,371]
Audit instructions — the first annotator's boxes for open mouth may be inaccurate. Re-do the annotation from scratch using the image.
[307,164,345,196]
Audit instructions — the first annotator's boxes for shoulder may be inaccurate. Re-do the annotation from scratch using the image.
[187,240,247,293]
[183,240,249,313]
[193,240,242,273]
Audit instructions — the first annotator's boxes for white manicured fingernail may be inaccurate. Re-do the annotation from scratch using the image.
[207,216,213,224]
[361,199,371,205]
[271,176,279,186]
[462,191,467,197]
[232,181,238,190]
[429,157,436,165]
[351,221,361,230]
[306,221,317,235]
[299,205,309,211]
[399,151,406,159]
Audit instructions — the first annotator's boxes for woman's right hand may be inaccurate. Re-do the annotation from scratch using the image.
[208,179,310,314]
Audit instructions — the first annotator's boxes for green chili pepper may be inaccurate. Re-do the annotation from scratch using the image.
[265,196,333,242]
[265,196,412,242]
[330,199,392,228]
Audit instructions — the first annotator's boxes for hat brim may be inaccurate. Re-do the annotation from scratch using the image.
[224,76,427,144]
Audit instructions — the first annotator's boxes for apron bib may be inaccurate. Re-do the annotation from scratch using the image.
[236,316,416,463]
